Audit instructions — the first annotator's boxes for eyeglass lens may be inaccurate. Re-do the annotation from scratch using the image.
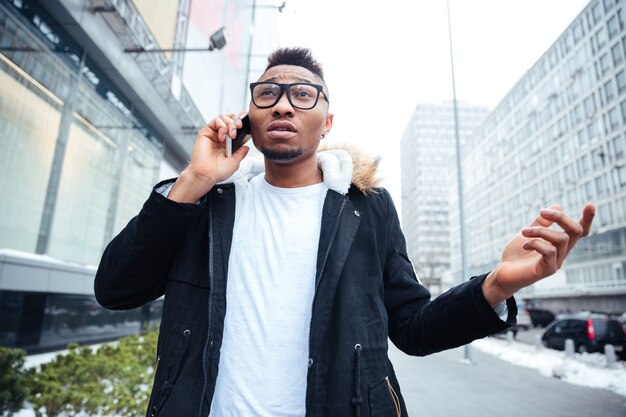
[252,83,320,109]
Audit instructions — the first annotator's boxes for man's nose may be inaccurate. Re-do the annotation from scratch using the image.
[272,89,294,115]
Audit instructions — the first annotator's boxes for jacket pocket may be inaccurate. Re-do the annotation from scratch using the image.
[368,376,401,417]
[148,329,192,417]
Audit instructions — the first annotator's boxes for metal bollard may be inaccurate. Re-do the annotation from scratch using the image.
[534,334,542,350]
[604,344,617,367]
[565,339,575,358]
[506,330,515,344]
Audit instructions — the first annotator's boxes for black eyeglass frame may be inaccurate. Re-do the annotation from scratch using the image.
[249,82,329,110]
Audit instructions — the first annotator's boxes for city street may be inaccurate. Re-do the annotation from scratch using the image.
[388,342,626,417]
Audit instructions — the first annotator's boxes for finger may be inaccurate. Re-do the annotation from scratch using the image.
[579,203,596,237]
[233,111,247,131]
[230,145,250,163]
[522,239,557,277]
[540,207,583,236]
[529,203,561,227]
[539,207,584,255]
[205,116,228,142]
[212,115,238,141]
[522,227,568,267]
[222,114,240,139]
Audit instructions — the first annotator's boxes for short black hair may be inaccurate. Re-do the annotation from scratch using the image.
[265,47,325,81]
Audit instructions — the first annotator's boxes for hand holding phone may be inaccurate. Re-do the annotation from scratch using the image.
[226,114,251,157]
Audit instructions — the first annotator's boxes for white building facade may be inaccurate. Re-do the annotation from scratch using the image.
[400,103,488,295]
[450,0,626,313]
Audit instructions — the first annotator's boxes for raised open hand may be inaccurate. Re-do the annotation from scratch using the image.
[482,203,596,306]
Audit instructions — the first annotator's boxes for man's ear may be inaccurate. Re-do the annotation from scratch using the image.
[323,113,334,137]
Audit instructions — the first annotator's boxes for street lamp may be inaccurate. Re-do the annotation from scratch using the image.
[446,0,472,364]
[124,27,228,53]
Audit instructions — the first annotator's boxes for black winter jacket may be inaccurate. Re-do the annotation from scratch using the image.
[95,149,515,417]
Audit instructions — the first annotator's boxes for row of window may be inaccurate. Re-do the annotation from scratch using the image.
[477,3,624,147]
[567,262,626,286]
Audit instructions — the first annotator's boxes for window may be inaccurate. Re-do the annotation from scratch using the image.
[598,204,609,225]
[618,165,626,187]
[571,104,583,125]
[593,2,604,24]
[573,20,585,42]
[604,79,616,104]
[604,0,615,12]
[577,128,587,146]
[596,27,608,51]
[585,94,597,117]
[600,52,612,77]
[607,105,621,131]
[608,14,620,39]
[612,135,626,159]
[621,99,626,122]
[611,42,623,65]
[579,154,592,175]
[587,120,598,141]
[592,146,607,169]
[596,175,607,196]
[617,70,626,93]
[584,180,595,200]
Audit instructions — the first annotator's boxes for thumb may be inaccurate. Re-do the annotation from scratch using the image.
[230,145,250,164]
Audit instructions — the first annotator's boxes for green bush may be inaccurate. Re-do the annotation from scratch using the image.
[26,327,159,417]
[0,347,29,416]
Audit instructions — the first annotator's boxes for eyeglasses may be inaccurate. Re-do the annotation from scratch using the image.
[249,82,329,110]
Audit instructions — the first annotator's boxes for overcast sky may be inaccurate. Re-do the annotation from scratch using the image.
[275,0,590,207]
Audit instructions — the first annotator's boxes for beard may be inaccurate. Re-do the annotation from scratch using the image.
[259,145,303,161]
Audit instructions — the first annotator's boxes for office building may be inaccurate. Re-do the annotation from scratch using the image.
[400,103,488,295]
[0,0,278,352]
[449,0,626,312]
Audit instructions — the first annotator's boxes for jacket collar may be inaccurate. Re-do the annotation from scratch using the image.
[223,145,381,196]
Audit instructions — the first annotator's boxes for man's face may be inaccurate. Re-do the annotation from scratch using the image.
[248,65,333,163]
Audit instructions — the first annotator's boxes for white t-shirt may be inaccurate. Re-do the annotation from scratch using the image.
[209,174,328,417]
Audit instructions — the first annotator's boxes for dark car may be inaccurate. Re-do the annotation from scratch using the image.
[541,314,626,359]
[527,308,555,328]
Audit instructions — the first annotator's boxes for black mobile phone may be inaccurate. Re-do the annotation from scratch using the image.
[226,114,251,157]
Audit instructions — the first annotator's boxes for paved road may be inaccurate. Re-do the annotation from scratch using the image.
[514,327,546,346]
[388,343,626,417]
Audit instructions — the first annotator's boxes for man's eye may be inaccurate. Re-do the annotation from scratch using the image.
[294,91,312,98]
[260,89,277,96]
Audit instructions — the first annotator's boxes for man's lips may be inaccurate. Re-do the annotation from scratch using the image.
[267,121,297,139]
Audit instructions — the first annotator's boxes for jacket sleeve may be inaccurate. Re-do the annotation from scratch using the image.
[382,190,516,356]
[94,179,205,310]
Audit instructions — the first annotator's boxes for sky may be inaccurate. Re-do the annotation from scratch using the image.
[274,0,590,208]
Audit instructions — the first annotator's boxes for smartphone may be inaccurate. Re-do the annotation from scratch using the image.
[226,114,251,157]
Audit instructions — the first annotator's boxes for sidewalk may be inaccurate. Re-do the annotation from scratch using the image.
[388,340,626,417]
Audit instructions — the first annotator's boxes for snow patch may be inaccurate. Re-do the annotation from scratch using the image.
[472,337,626,397]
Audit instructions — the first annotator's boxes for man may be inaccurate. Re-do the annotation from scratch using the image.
[95,47,595,417]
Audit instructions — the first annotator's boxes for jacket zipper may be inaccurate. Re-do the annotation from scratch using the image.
[385,376,401,417]
[198,204,214,417]
[307,199,347,372]
[152,355,160,386]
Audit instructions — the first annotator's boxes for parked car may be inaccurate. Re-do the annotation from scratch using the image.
[541,314,626,359]
[527,308,555,328]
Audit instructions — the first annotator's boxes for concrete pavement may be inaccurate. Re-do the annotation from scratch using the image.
[388,342,626,417]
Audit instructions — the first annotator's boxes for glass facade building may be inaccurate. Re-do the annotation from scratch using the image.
[449,0,626,312]
[0,0,278,352]
[400,103,488,295]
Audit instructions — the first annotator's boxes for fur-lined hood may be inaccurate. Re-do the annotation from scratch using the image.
[223,144,382,195]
